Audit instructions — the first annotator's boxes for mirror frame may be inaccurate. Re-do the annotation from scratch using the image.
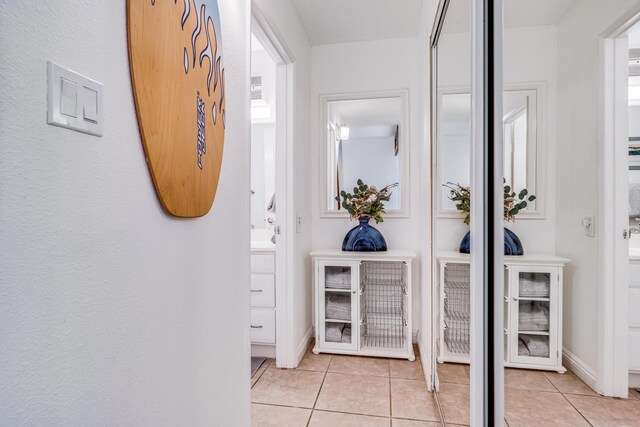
[435,81,546,220]
[319,89,411,218]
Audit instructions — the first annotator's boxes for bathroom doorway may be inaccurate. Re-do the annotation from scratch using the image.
[600,4,640,397]
[250,3,297,376]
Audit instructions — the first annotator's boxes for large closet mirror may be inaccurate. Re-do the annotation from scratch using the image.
[437,85,543,216]
[320,90,410,217]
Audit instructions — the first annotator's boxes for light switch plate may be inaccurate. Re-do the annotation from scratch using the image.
[47,61,103,136]
[582,216,595,237]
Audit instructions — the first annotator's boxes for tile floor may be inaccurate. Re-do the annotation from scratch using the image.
[251,344,640,426]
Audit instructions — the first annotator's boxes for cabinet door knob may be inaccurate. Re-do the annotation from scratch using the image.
[251,325,263,329]
[250,289,263,293]
[513,297,519,302]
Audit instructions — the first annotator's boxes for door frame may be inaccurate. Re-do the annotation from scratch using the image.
[251,2,298,368]
[598,4,640,397]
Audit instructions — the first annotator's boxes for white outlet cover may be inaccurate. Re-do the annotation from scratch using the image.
[47,61,103,137]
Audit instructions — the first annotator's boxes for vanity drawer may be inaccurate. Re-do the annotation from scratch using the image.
[251,274,275,307]
[251,253,275,274]
[630,288,640,328]
[251,309,275,344]
[630,261,640,288]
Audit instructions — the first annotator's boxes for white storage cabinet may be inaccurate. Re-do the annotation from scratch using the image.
[437,251,569,373]
[312,250,416,361]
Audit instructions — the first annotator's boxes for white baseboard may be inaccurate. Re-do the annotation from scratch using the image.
[295,327,314,367]
[629,372,640,388]
[563,347,597,391]
[252,344,276,358]
[413,329,419,344]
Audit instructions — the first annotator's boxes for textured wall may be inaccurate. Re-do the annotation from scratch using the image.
[0,1,251,425]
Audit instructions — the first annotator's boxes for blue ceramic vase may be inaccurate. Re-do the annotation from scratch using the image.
[459,228,524,255]
[342,217,387,251]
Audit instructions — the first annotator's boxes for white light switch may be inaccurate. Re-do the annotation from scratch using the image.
[582,216,595,237]
[82,87,98,123]
[60,79,78,117]
[47,61,103,136]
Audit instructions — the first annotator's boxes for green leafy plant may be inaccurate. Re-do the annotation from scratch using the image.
[503,181,536,222]
[443,182,471,225]
[443,180,536,225]
[335,179,398,223]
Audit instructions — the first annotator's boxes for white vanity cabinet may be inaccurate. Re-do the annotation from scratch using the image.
[438,251,568,373]
[250,250,276,345]
[629,255,640,387]
[312,250,416,360]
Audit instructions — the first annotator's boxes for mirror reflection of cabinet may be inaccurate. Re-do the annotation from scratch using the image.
[437,252,568,373]
[320,90,410,217]
[437,84,544,218]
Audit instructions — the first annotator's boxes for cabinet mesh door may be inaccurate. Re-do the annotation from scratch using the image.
[443,263,470,354]
[361,261,407,349]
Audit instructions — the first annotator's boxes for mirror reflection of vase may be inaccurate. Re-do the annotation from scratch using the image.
[342,217,387,252]
[459,228,524,255]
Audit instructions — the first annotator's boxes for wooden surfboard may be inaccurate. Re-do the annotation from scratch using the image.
[127,0,226,217]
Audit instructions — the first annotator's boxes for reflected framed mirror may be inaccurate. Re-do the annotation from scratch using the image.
[437,83,545,218]
[320,89,410,217]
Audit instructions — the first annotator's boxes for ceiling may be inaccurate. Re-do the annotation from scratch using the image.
[291,0,424,46]
[291,0,581,45]
[504,0,580,28]
[444,0,580,33]
[330,97,401,128]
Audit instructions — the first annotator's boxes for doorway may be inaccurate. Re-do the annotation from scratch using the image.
[600,4,640,397]
[249,3,297,374]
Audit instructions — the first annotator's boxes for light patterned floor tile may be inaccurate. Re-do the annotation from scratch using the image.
[309,410,390,427]
[296,349,332,372]
[328,355,390,377]
[251,368,325,408]
[315,372,390,417]
[543,371,597,396]
[504,368,556,392]
[391,378,441,422]
[390,358,424,380]
[564,394,640,427]
[251,404,311,427]
[437,382,470,425]
[392,418,442,427]
[505,389,589,426]
[437,363,469,385]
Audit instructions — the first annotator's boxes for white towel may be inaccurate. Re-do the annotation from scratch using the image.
[326,323,345,342]
[341,327,351,343]
[325,269,351,289]
[326,294,351,320]
[520,335,549,358]
[519,275,550,298]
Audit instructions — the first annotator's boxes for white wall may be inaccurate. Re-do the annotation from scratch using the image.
[556,0,640,375]
[435,26,558,255]
[311,37,424,329]
[253,0,313,364]
[0,1,251,425]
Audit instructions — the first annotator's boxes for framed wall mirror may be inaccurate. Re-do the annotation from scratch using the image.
[320,90,410,217]
[437,84,545,218]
